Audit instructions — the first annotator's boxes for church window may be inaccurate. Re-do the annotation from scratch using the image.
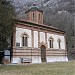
[39,14,41,20]
[49,37,54,48]
[58,39,61,49]
[22,34,28,47]
[32,13,35,20]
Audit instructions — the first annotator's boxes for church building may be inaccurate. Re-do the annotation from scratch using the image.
[12,4,68,64]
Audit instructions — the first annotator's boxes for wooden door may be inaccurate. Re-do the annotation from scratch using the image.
[41,45,46,62]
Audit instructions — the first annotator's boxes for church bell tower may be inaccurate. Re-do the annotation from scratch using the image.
[25,3,43,24]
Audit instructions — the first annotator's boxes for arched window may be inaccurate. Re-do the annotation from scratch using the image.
[58,39,61,49]
[22,34,28,47]
[32,13,35,20]
[39,14,41,20]
[49,37,54,48]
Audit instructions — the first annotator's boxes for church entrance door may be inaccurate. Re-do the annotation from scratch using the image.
[41,45,46,62]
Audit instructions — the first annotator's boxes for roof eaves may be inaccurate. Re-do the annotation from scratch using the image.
[15,19,65,33]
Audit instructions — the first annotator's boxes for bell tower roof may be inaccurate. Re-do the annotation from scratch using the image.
[25,3,43,13]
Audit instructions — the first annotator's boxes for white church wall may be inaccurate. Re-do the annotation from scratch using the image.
[58,36,66,49]
[40,32,45,43]
[34,31,38,48]
[16,27,66,49]
[47,33,66,49]
[16,27,32,47]
[47,33,58,49]
[11,57,21,64]
[53,35,59,49]
[32,56,41,63]
[46,56,68,62]
[32,56,68,63]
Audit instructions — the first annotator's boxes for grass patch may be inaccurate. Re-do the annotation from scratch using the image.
[0,61,75,75]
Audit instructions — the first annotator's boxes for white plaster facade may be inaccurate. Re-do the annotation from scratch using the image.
[34,31,38,48]
[40,32,45,43]
[47,33,66,49]
[16,28,32,47]
[32,56,68,63]
[46,56,68,62]
[16,27,66,49]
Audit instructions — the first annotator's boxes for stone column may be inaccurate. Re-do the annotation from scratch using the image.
[31,30,34,48]
[38,31,40,48]
[45,32,47,48]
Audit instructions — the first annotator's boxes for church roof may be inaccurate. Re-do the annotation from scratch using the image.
[25,4,43,13]
[15,19,65,34]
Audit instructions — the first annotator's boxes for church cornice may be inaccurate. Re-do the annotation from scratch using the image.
[15,19,65,34]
